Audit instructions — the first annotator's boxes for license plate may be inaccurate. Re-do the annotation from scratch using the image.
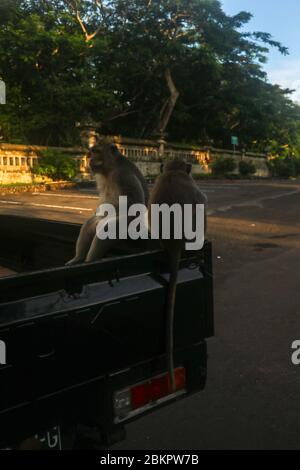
[35,426,62,450]
[1,425,62,450]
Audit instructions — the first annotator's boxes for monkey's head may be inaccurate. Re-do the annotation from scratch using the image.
[161,158,192,175]
[88,143,120,175]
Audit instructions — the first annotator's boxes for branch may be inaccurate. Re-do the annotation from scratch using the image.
[66,0,103,42]
[165,68,179,105]
[175,30,192,39]
[95,0,110,29]
[75,10,90,41]
[86,24,103,42]
[230,121,240,130]
[171,12,191,24]
[107,109,139,121]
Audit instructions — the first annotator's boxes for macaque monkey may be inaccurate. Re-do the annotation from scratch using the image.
[148,158,207,390]
[66,142,149,265]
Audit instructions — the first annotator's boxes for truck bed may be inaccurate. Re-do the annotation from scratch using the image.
[0,214,214,447]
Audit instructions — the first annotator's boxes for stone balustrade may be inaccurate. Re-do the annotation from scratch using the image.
[0,138,270,184]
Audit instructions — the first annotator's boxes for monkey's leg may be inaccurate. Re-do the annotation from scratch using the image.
[85,235,119,262]
[85,212,148,262]
[66,216,99,265]
[85,214,133,262]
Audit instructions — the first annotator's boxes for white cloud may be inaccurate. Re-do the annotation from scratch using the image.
[267,60,300,102]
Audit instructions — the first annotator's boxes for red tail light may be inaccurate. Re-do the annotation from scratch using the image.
[114,367,186,423]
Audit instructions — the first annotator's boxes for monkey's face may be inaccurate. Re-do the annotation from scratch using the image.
[89,148,105,174]
[88,144,117,175]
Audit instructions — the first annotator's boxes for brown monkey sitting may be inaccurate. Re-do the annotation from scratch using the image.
[66,142,149,265]
[148,158,207,390]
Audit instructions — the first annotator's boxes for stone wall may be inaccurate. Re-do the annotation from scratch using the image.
[0,139,270,184]
[0,143,87,184]
[114,138,269,178]
[210,147,269,178]
[0,144,39,184]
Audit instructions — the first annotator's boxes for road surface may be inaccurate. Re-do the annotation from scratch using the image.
[1,180,300,449]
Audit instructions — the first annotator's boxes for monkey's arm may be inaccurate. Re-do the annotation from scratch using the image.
[85,179,146,263]
[85,174,147,263]
[66,215,99,265]
[117,173,147,206]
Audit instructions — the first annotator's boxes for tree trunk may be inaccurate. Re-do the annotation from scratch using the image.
[157,68,179,134]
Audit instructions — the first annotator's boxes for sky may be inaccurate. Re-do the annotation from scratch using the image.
[221,0,300,102]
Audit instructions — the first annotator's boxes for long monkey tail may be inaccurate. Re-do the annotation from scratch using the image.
[165,243,182,393]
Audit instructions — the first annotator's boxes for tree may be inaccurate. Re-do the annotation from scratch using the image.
[0,0,120,144]
[1,0,300,156]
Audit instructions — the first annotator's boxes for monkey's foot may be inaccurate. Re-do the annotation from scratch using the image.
[65,257,84,266]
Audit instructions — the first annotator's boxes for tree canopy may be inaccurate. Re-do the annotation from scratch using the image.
[0,0,299,155]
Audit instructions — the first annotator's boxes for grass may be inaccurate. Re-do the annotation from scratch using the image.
[0,182,42,188]
[0,181,77,192]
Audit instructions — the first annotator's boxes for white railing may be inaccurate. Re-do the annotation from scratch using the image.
[116,143,210,172]
[0,155,38,169]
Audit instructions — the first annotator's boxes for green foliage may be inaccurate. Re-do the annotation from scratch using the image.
[32,149,78,180]
[294,158,300,176]
[267,157,300,178]
[239,160,256,177]
[211,156,237,176]
[0,0,299,154]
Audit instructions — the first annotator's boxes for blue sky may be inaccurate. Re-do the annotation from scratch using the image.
[221,0,300,101]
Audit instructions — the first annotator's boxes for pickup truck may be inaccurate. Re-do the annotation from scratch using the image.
[0,214,214,449]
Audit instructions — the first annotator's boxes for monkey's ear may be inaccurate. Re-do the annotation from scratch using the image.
[186,163,192,174]
[160,163,164,174]
[110,144,119,156]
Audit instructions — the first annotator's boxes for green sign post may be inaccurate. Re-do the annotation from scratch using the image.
[231,136,239,152]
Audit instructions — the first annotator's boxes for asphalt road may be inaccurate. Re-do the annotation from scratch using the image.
[1,180,300,449]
